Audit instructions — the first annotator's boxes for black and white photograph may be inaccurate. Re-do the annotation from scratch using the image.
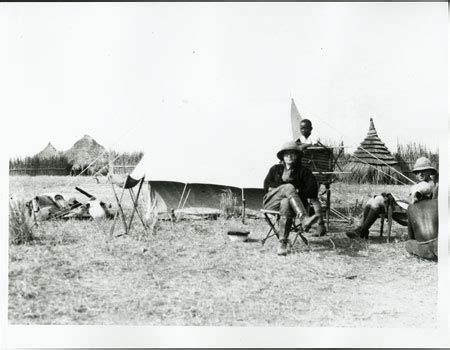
[1,2,448,348]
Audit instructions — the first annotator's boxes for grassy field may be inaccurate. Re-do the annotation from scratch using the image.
[8,176,437,326]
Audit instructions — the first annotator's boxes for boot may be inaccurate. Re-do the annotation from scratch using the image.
[360,208,381,239]
[314,223,327,237]
[277,216,293,256]
[346,205,371,238]
[346,207,380,239]
[361,205,371,221]
[288,196,319,232]
[311,199,326,237]
[346,226,364,239]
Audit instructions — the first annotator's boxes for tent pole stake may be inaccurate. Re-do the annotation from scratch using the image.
[241,188,246,224]
[177,183,188,211]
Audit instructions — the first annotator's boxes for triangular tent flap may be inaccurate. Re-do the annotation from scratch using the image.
[291,98,302,140]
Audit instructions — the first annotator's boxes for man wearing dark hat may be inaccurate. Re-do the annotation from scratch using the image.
[346,157,438,259]
[263,141,320,255]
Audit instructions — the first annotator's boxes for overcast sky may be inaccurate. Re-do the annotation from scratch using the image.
[1,3,447,186]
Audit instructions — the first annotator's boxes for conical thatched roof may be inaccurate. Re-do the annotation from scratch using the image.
[340,118,403,184]
[64,135,108,167]
[34,142,60,159]
[352,118,398,165]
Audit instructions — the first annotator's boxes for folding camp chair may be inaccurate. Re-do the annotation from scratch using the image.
[260,209,309,248]
[108,175,150,236]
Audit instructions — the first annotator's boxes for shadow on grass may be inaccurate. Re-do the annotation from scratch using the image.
[244,238,263,243]
[366,234,407,245]
[288,234,372,258]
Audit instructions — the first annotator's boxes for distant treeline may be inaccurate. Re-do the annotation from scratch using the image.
[9,151,145,176]
[108,151,144,175]
[394,142,439,165]
[109,151,144,165]
[9,155,72,176]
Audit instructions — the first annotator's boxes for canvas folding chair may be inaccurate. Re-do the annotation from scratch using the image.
[260,209,309,248]
[108,174,150,236]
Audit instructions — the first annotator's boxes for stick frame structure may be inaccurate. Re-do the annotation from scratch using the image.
[109,176,149,237]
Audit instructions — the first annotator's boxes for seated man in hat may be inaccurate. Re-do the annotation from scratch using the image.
[295,119,326,237]
[346,157,438,259]
[263,141,320,256]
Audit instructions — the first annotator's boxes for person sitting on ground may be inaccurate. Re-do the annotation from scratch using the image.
[346,157,438,241]
[295,118,326,237]
[405,195,438,261]
[263,141,320,256]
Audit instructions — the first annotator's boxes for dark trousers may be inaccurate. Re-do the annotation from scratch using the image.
[262,184,300,218]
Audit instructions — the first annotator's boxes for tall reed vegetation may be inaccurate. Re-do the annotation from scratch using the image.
[220,189,238,218]
[9,200,35,245]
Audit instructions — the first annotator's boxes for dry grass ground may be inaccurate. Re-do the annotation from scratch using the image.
[8,176,437,326]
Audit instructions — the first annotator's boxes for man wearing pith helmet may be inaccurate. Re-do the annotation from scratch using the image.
[346,157,438,253]
[410,157,438,199]
[263,141,320,256]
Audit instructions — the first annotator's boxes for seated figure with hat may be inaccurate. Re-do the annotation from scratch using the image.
[263,141,320,256]
[346,157,438,259]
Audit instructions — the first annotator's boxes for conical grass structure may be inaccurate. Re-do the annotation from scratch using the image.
[340,118,403,184]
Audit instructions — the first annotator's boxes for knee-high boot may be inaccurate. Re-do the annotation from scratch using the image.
[311,199,326,236]
[277,216,293,256]
[346,207,381,239]
[288,196,319,232]
[346,205,371,238]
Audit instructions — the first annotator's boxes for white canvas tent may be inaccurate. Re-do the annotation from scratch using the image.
[126,151,266,189]
[109,108,290,235]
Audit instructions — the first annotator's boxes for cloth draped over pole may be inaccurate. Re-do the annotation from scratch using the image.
[291,98,302,140]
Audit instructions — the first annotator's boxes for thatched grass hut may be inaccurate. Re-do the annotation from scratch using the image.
[339,118,403,184]
[34,142,60,159]
[64,135,109,175]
